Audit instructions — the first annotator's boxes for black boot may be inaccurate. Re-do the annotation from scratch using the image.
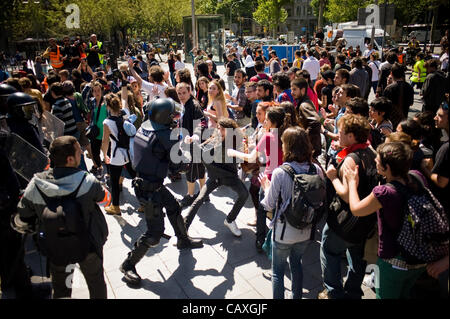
[120,239,150,286]
[169,214,203,250]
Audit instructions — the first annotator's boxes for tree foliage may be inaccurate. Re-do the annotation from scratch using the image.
[310,0,449,25]
[3,0,192,41]
[253,0,292,34]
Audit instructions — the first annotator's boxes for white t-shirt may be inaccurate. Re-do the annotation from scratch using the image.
[104,117,131,166]
[244,55,255,68]
[369,60,381,82]
[141,80,168,101]
[175,60,185,71]
[302,56,321,81]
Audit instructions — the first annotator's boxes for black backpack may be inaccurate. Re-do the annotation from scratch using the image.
[36,174,90,266]
[109,115,131,159]
[276,164,326,240]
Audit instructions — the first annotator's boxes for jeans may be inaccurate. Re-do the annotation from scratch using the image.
[49,252,107,299]
[227,76,235,94]
[256,187,268,244]
[272,240,311,299]
[320,223,366,299]
[371,81,378,94]
[184,174,249,226]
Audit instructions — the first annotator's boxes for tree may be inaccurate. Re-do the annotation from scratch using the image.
[253,0,292,37]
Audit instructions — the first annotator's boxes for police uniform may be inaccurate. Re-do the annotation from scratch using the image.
[120,98,203,286]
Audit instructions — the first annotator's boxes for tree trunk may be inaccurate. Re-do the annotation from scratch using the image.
[318,0,325,29]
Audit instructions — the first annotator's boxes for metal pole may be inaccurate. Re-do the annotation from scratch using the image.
[191,0,197,48]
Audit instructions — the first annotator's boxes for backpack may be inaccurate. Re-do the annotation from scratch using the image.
[35,174,90,266]
[328,149,379,243]
[389,172,449,264]
[277,164,326,239]
[109,115,131,159]
[369,127,384,149]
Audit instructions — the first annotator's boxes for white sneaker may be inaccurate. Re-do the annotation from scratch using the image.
[224,219,242,237]
[363,271,376,289]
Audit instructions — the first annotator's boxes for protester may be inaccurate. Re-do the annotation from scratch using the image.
[319,114,377,299]
[15,136,110,299]
[260,127,324,299]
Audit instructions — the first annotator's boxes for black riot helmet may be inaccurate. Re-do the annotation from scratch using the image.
[7,92,39,120]
[146,98,182,129]
[0,84,18,116]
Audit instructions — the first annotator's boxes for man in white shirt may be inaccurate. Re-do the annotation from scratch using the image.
[128,58,169,101]
[363,43,375,58]
[302,50,320,85]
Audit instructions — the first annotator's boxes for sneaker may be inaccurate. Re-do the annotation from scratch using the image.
[317,289,330,299]
[363,272,376,289]
[178,194,197,208]
[224,219,242,237]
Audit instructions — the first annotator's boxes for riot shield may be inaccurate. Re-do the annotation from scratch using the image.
[4,132,49,182]
[39,111,64,143]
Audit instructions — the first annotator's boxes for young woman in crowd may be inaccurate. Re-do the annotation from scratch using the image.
[204,79,228,129]
[88,81,108,177]
[101,93,136,215]
[195,76,210,110]
[369,97,393,139]
[343,142,428,299]
[260,126,324,299]
[228,106,290,251]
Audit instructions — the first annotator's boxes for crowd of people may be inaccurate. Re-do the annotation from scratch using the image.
[0,32,449,300]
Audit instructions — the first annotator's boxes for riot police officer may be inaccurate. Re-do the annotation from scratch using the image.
[6,92,46,154]
[0,83,17,131]
[120,98,203,286]
[0,129,33,298]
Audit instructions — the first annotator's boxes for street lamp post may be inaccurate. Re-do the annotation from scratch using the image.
[191,0,197,48]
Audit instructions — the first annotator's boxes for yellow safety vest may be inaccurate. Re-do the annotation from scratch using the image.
[411,59,426,83]
[88,41,104,65]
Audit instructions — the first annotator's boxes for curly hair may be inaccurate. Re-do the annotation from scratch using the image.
[338,113,371,144]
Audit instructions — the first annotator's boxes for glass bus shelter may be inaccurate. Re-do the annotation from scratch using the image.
[183,15,225,63]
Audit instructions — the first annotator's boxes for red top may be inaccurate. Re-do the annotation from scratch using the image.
[256,131,283,180]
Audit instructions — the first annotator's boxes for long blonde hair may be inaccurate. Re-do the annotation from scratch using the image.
[208,79,228,118]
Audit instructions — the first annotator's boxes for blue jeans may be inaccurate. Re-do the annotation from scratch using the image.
[320,223,366,299]
[272,240,311,299]
[256,187,268,244]
[371,81,378,94]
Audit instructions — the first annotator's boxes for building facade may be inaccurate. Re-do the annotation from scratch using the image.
[283,0,317,37]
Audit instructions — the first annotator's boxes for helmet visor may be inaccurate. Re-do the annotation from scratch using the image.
[22,102,39,120]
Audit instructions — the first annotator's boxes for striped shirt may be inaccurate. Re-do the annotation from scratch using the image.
[51,97,78,136]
